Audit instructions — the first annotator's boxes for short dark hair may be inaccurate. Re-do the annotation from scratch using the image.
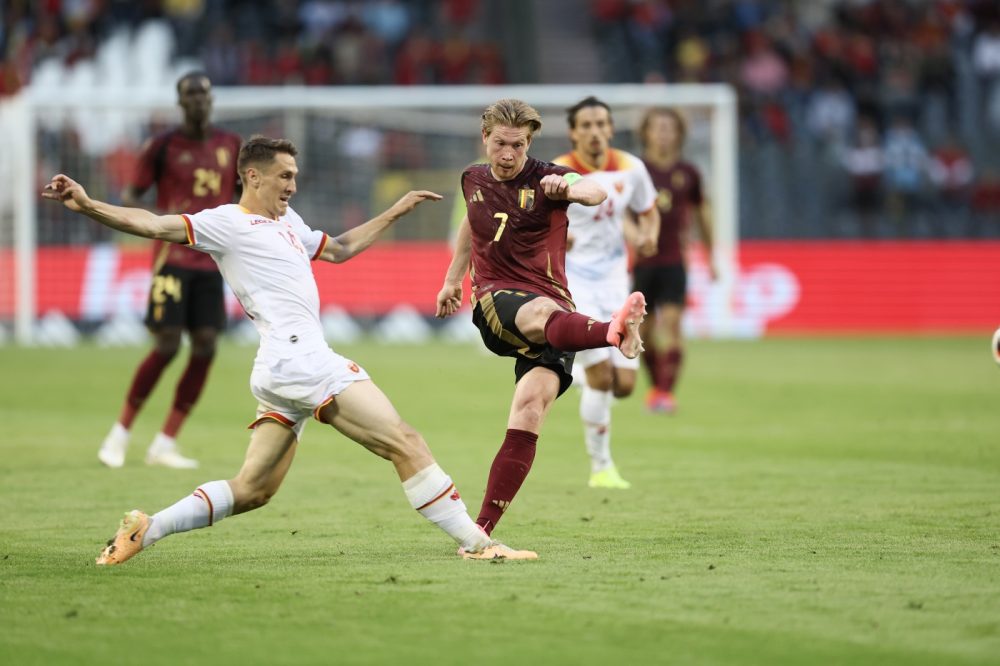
[176,71,210,94]
[566,96,612,129]
[237,135,298,177]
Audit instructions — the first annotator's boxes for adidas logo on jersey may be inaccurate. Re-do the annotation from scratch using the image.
[469,189,484,203]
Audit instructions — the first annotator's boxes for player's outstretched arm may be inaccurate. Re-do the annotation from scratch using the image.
[435,215,471,318]
[696,200,717,281]
[634,206,661,258]
[540,174,607,206]
[319,190,442,264]
[42,174,188,243]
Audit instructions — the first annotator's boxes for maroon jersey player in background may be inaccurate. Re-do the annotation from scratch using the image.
[436,98,647,548]
[634,108,716,414]
[97,72,242,470]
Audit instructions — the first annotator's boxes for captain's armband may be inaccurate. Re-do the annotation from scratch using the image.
[562,172,582,186]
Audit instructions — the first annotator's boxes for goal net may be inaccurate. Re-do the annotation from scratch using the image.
[0,83,737,344]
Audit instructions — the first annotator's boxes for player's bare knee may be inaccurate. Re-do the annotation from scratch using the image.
[228,479,275,513]
[516,298,561,340]
[393,423,429,463]
[511,398,550,431]
[189,329,218,357]
[585,365,614,391]
[151,327,181,354]
[612,381,636,399]
[361,421,425,464]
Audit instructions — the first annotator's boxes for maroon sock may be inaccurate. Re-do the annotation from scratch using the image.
[118,349,175,428]
[476,428,538,535]
[657,348,683,393]
[642,346,659,388]
[543,311,611,351]
[162,354,214,437]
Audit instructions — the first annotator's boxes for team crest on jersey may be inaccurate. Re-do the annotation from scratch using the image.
[657,188,673,212]
[518,188,535,210]
[672,171,686,188]
[614,180,625,194]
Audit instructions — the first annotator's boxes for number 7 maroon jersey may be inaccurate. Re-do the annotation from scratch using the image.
[462,156,578,310]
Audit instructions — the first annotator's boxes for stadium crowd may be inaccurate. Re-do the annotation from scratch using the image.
[0,0,503,91]
[3,0,1000,237]
[589,0,1000,237]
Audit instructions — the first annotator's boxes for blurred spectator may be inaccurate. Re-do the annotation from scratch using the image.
[393,31,437,85]
[201,23,240,85]
[840,116,884,238]
[739,30,788,97]
[928,133,974,235]
[882,115,930,236]
[972,20,1000,135]
[806,75,855,149]
[674,27,711,82]
[970,168,1000,237]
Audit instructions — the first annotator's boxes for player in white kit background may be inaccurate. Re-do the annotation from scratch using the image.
[42,135,537,564]
[553,98,660,490]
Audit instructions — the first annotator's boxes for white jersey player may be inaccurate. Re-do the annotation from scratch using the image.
[554,98,660,490]
[183,203,366,434]
[42,135,538,565]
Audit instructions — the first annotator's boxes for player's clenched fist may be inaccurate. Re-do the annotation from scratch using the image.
[539,174,570,200]
[42,174,91,212]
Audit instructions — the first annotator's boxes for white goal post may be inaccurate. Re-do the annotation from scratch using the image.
[2,83,737,344]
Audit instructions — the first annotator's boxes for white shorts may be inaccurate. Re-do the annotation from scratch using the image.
[249,344,370,438]
[569,274,640,371]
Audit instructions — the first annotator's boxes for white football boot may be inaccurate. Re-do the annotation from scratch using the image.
[145,433,199,469]
[97,423,130,468]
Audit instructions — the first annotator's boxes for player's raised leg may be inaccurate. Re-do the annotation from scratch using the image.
[522,293,646,359]
[318,379,536,559]
[96,421,296,565]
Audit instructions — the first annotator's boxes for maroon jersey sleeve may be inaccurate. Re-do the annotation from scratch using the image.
[129,130,177,195]
[463,157,577,309]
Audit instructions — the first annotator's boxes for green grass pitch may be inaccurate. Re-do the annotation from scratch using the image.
[0,336,998,665]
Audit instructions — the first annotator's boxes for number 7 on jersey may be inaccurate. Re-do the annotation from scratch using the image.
[492,212,509,242]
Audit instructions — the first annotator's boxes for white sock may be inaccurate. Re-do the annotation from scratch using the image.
[142,480,234,547]
[580,385,613,473]
[402,463,489,551]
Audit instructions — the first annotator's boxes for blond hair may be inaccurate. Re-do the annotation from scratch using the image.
[481,98,542,138]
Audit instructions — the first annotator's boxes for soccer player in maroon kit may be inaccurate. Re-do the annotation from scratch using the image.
[635,108,716,414]
[97,72,242,469]
[436,99,648,543]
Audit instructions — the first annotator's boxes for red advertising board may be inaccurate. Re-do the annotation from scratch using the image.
[1,241,998,334]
